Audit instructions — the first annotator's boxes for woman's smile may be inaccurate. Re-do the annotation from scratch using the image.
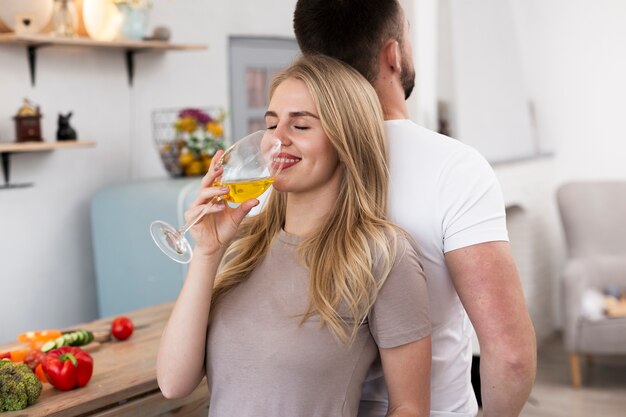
[274,152,302,170]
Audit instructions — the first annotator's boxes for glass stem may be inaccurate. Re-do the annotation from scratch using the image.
[178,199,215,236]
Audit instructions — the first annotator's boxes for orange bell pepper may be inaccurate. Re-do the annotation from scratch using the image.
[18,330,62,350]
[8,347,30,363]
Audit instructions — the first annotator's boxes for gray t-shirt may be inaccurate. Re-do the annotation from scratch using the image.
[205,229,431,417]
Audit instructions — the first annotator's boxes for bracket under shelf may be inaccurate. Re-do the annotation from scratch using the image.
[0,33,208,87]
[0,141,96,190]
[27,44,143,87]
[0,152,32,189]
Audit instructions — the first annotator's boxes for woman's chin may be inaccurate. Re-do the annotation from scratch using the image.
[272,184,287,192]
[272,178,289,192]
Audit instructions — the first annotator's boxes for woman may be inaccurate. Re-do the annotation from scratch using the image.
[157,54,431,417]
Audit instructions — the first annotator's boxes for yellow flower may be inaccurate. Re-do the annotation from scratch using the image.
[184,160,205,176]
[178,151,195,167]
[206,121,224,138]
[179,116,198,133]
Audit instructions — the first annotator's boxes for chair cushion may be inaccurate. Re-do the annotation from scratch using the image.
[577,317,626,353]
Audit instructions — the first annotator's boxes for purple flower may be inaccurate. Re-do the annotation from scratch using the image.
[178,108,213,124]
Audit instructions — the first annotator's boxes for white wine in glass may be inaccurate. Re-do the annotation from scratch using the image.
[150,130,282,263]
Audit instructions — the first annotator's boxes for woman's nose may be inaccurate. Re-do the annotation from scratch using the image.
[274,125,291,146]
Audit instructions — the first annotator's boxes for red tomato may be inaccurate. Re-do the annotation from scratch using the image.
[111,317,134,340]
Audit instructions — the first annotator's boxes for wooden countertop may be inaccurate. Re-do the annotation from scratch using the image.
[0,303,209,417]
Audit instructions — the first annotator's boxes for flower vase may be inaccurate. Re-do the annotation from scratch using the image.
[116,3,149,40]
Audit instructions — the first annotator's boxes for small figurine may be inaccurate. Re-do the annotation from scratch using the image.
[13,98,43,142]
[57,112,77,141]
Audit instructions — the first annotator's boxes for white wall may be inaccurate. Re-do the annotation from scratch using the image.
[0,47,131,343]
[510,0,626,182]
[446,0,536,163]
[436,0,626,340]
[0,0,297,343]
[401,0,439,131]
[508,0,626,329]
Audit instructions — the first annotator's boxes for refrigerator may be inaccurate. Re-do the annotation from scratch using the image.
[91,178,200,317]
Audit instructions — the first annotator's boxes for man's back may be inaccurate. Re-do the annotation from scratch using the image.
[294,1,537,413]
[360,120,509,416]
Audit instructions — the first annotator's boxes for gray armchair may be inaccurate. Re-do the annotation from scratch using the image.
[557,182,626,388]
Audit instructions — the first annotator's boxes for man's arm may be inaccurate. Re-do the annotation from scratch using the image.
[445,241,536,417]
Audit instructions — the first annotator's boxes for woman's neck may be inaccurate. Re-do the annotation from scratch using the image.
[283,186,340,237]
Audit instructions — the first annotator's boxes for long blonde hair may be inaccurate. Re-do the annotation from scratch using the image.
[211,54,400,344]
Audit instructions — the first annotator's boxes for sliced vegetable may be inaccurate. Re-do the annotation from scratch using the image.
[18,330,62,350]
[40,330,94,353]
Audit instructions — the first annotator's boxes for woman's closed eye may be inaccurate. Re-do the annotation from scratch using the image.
[265,124,310,131]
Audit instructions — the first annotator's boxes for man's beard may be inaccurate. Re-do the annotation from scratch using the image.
[401,54,416,100]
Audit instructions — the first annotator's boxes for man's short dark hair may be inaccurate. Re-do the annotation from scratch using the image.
[294,0,403,85]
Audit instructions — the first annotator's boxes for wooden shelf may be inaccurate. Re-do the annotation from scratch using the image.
[0,33,207,51]
[0,140,96,153]
[0,140,96,189]
[0,33,208,86]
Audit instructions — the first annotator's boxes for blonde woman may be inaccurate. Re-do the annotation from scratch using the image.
[157,54,431,417]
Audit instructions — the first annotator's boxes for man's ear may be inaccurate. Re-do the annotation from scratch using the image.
[382,38,402,73]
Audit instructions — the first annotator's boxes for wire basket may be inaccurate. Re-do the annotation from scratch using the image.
[152,107,228,177]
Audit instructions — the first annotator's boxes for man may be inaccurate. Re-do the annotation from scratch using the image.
[293,1,537,417]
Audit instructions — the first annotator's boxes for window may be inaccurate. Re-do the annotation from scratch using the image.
[229,37,300,140]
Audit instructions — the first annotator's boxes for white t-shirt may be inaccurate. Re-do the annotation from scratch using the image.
[358,120,509,417]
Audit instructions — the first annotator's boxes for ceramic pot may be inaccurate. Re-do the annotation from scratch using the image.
[82,0,122,41]
[0,0,54,34]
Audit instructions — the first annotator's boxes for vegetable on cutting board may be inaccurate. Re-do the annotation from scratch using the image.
[18,330,62,350]
[111,317,134,341]
[42,347,93,391]
[40,330,94,353]
[23,350,48,383]
[0,359,42,411]
[0,342,31,363]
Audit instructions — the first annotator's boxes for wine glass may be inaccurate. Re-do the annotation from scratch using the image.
[150,130,282,263]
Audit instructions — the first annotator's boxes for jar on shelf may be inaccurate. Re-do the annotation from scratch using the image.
[52,0,77,37]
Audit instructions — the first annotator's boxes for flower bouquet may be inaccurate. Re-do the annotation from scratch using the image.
[153,107,227,177]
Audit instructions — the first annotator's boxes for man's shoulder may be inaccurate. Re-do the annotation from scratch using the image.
[385,119,490,176]
[385,119,479,160]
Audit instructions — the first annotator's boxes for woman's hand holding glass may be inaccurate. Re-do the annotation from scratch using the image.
[184,150,260,258]
[150,130,283,263]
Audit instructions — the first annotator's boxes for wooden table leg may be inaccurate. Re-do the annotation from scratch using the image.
[569,352,582,388]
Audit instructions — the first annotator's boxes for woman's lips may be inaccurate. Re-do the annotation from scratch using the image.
[273,153,301,170]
